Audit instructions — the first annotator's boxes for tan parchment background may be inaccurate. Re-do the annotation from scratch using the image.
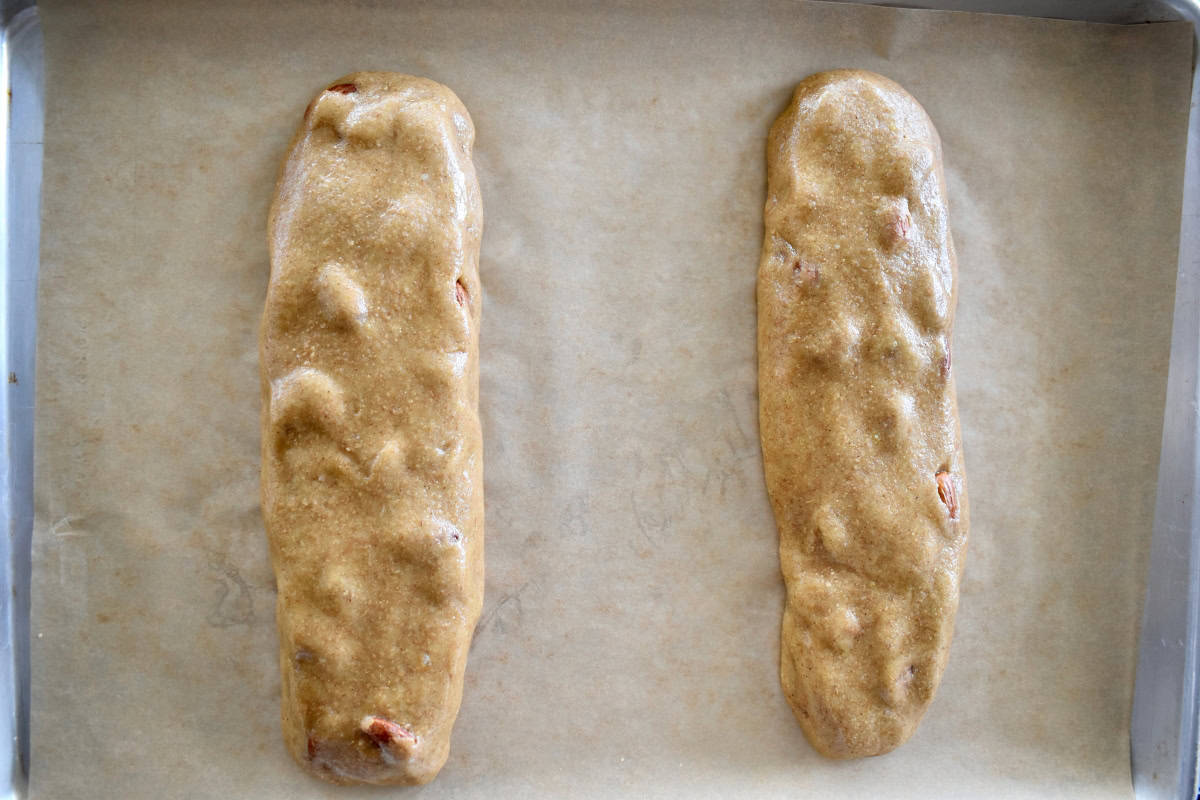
[30,1,1193,797]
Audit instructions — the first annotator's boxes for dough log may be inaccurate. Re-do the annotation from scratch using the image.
[758,70,968,759]
[260,72,483,785]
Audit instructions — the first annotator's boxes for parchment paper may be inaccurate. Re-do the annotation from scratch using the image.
[30,1,1193,797]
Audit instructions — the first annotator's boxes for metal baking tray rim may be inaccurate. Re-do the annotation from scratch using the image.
[2,1,1197,798]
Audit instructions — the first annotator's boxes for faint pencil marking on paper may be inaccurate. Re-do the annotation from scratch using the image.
[205,551,255,627]
[630,488,665,546]
[716,387,752,449]
[561,495,590,538]
[475,580,533,641]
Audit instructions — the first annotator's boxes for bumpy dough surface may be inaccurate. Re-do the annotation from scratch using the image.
[260,72,483,785]
[758,70,968,759]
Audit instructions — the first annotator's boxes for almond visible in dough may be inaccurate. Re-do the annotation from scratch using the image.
[757,70,968,758]
[260,72,483,785]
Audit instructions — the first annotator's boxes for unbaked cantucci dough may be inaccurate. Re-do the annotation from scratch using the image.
[260,72,483,785]
[757,70,968,759]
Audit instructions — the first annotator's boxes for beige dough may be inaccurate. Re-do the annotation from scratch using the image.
[260,72,484,785]
[757,70,968,758]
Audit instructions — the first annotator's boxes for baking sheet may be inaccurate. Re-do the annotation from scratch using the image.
[28,1,1194,797]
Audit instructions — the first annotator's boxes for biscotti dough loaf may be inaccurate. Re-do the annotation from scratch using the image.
[757,70,968,758]
[260,72,483,785]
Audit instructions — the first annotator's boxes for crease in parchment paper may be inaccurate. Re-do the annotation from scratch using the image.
[31,1,1192,798]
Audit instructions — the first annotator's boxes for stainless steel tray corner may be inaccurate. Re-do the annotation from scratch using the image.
[846,3,1200,798]
[858,3,1200,797]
